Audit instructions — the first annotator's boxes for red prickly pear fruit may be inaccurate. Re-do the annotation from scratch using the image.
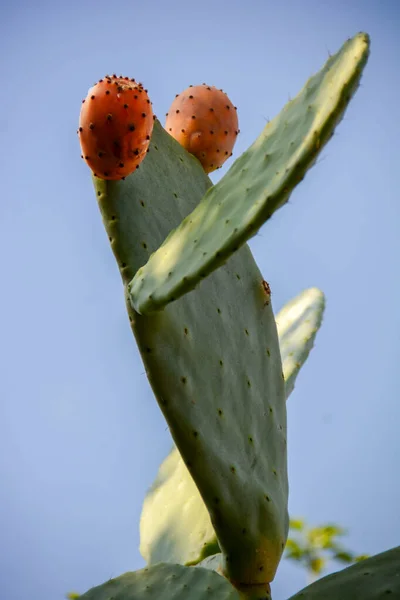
[164,84,239,174]
[78,75,154,181]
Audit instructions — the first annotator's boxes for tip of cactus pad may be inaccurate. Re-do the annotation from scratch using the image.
[128,32,370,316]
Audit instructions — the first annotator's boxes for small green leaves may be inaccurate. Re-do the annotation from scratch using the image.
[288,519,305,532]
[285,519,368,579]
[77,563,240,600]
[128,33,370,315]
[287,546,400,600]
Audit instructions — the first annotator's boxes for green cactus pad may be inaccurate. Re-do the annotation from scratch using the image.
[140,289,324,569]
[78,563,240,600]
[139,444,219,566]
[128,32,370,315]
[95,120,288,585]
[276,288,325,397]
[287,546,400,599]
[196,556,272,600]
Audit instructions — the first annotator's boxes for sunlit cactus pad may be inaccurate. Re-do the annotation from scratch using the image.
[276,287,325,397]
[129,33,369,315]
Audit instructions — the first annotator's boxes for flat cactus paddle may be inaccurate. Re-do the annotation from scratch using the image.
[128,33,370,315]
[77,563,240,600]
[287,546,400,599]
[139,444,219,566]
[276,288,325,398]
[94,120,288,588]
[140,289,325,568]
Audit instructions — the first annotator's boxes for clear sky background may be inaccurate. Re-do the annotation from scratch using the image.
[1,1,399,599]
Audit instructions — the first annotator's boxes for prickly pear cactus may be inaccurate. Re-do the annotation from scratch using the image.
[78,563,240,600]
[139,288,325,568]
[95,119,289,586]
[75,31,372,600]
[287,546,400,599]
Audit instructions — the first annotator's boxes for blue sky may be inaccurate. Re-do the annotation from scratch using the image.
[1,1,399,599]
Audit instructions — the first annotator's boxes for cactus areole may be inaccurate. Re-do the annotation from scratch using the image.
[78,75,154,180]
[165,84,239,173]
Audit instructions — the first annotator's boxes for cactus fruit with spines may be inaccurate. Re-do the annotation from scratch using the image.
[165,84,239,173]
[78,75,154,180]
[73,33,395,600]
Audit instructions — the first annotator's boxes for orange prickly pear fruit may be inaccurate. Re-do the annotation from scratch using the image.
[78,75,154,181]
[165,84,239,174]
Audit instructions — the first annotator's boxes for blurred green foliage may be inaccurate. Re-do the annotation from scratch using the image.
[286,518,369,579]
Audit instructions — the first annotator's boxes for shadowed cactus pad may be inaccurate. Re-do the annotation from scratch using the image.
[128,33,370,316]
[78,563,240,600]
[139,288,325,569]
[287,546,400,599]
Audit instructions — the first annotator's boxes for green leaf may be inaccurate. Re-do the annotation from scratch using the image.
[285,539,306,561]
[309,557,326,575]
[307,525,346,549]
[289,518,306,532]
[333,550,355,563]
[354,554,370,562]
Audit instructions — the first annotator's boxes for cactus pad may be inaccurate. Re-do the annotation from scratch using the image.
[128,32,370,315]
[287,546,400,599]
[276,288,325,398]
[78,563,240,600]
[94,118,288,586]
[139,444,219,566]
[139,289,325,568]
